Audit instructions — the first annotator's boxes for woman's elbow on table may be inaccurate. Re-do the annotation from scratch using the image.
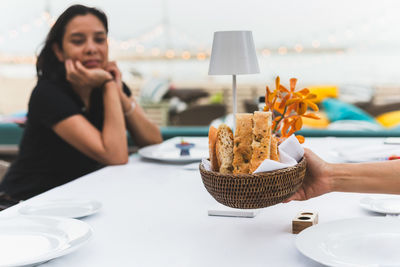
[108,156,129,165]
[97,152,129,166]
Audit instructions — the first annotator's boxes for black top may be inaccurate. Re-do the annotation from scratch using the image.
[0,79,131,200]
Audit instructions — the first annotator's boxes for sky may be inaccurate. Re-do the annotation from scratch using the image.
[1,0,400,54]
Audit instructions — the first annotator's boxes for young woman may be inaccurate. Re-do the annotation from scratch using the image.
[0,5,162,203]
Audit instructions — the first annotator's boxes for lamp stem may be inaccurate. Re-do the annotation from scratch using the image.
[232,74,237,132]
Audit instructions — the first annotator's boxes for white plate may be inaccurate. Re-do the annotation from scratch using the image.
[0,216,92,267]
[360,196,400,215]
[138,136,208,163]
[296,217,400,266]
[19,199,102,218]
[333,144,400,162]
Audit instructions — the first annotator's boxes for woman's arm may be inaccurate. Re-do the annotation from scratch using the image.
[286,148,400,202]
[106,62,163,147]
[120,96,163,147]
[51,60,128,165]
[53,81,128,165]
[330,160,400,194]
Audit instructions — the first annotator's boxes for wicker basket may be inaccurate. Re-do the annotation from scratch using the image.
[199,157,306,209]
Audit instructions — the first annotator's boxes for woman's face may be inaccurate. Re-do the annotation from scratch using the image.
[55,14,108,69]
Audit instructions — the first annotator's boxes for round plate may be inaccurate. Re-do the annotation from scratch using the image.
[360,196,400,215]
[296,217,400,266]
[334,144,400,163]
[0,216,92,267]
[19,199,102,218]
[138,137,208,163]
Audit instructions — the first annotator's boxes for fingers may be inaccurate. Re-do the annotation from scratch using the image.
[107,61,117,68]
[66,59,118,88]
[282,198,292,203]
[107,62,121,80]
[105,61,115,73]
[65,60,71,78]
[283,193,299,203]
[65,59,78,82]
[75,60,90,76]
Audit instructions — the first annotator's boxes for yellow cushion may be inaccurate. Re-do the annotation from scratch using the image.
[302,112,330,128]
[308,85,338,103]
[376,110,400,127]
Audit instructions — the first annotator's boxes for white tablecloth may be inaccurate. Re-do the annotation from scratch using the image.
[0,137,395,266]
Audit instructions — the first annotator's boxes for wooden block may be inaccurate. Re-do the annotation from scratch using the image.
[292,211,318,234]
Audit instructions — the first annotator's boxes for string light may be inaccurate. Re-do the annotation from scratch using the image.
[312,40,320,48]
[262,49,271,57]
[165,49,175,58]
[294,44,303,53]
[0,6,393,63]
[181,51,191,60]
[34,18,43,26]
[49,18,56,27]
[278,46,287,55]
[108,37,117,46]
[119,41,128,50]
[41,11,51,20]
[197,52,206,61]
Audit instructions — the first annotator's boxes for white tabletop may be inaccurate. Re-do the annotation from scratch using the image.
[0,137,395,266]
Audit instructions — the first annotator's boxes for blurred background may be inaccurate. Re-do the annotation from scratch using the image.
[1,0,400,128]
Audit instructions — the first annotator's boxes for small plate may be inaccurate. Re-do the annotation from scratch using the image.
[360,196,400,215]
[333,144,400,162]
[0,216,92,267]
[138,137,208,163]
[19,199,102,218]
[296,217,400,266]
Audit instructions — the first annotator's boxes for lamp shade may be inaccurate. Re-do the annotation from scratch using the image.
[208,31,260,75]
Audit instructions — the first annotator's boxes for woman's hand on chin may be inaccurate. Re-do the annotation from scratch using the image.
[106,61,123,90]
[106,61,129,102]
[65,59,113,89]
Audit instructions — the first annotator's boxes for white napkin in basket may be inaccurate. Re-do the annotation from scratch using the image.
[201,135,304,173]
[254,134,304,173]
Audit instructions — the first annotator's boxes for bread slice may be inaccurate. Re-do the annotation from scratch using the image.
[208,126,219,171]
[232,113,253,174]
[270,135,280,162]
[216,124,234,174]
[249,111,272,173]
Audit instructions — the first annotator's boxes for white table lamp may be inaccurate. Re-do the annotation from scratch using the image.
[208,31,260,130]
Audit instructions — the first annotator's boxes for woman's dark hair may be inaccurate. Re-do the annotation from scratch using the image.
[36,5,108,81]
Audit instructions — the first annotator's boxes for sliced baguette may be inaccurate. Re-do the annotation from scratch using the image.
[249,111,272,173]
[216,124,234,174]
[270,135,280,162]
[208,126,219,171]
[232,113,253,174]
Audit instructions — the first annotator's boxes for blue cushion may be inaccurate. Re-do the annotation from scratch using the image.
[322,98,377,123]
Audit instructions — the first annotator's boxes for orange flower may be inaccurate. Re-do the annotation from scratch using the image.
[264,76,320,144]
[288,92,319,115]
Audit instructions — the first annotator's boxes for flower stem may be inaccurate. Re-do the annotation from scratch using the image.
[273,105,288,134]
